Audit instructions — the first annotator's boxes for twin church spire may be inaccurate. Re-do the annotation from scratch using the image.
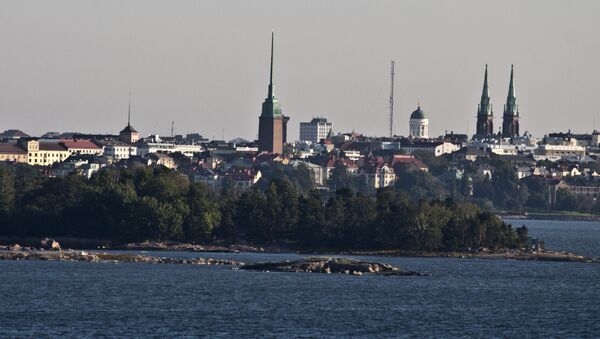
[504,65,518,116]
[502,64,519,137]
[475,64,520,138]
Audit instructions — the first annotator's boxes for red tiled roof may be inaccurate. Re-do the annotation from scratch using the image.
[39,142,68,151]
[0,143,26,154]
[225,168,257,181]
[60,139,101,150]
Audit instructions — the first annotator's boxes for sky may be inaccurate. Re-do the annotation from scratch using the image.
[0,0,599,141]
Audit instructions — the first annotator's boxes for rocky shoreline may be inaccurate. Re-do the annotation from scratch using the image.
[1,238,598,265]
[0,249,425,277]
[344,249,599,263]
[239,257,427,276]
[120,242,600,264]
[0,249,242,266]
[123,242,266,253]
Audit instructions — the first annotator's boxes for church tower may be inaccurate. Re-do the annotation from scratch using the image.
[409,103,429,139]
[475,65,494,138]
[502,65,520,138]
[258,32,285,154]
[119,95,139,144]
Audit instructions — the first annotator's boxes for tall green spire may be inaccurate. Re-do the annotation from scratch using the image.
[268,31,274,99]
[478,64,492,116]
[127,93,131,126]
[261,32,282,118]
[505,64,518,116]
[482,64,489,98]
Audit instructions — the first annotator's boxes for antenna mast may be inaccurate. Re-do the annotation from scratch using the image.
[171,121,174,138]
[389,60,395,138]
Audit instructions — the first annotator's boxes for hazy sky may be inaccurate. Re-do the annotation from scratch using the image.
[0,0,599,141]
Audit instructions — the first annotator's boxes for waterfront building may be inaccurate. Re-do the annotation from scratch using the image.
[408,105,429,139]
[299,117,333,144]
[258,33,289,154]
[475,65,494,138]
[549,180,600,206]
[502,65,520,138]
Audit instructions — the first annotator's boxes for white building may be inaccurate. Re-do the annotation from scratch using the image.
[488,143,519,156]
[299,117,333,144]
[102,141,137,160]
[409,105,429,139]
[60,139,104,156]
[362,164,396,193]
[533,144,586,162]
[289,160,327,187]
[137,142,203,158]
[401,140,460,157]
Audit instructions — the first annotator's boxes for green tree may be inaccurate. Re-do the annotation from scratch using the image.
[184,183,221,241]
[0,165,15,219]
[235,188,268,243]
[295,190,327,247]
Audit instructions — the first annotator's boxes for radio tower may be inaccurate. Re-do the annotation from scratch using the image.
[389,60,395,138]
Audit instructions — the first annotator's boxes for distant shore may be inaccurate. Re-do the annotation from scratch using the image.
[0,241,597,265]
[497,211,600,222]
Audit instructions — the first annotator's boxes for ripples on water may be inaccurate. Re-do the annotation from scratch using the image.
[1,220,599,338]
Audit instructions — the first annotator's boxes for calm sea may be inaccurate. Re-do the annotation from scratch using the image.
[1,219,599,338]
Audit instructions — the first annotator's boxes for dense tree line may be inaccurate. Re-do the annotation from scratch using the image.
[0,164,528,251]
[407,152,600,214]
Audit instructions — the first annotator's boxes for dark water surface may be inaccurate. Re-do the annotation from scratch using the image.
[1,220,599,338]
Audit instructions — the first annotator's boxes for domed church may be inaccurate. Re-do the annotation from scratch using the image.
[409,104,429,139]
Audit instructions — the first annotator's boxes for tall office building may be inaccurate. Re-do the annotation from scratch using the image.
[299,117,333,143]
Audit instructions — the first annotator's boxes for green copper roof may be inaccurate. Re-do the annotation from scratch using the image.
[261,32,282,118]
[410,105,427,119]
[478,64,493,117]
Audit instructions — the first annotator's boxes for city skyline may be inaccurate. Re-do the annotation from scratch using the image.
[0,0,599,140]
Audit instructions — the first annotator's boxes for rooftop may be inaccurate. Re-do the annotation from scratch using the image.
[61,139,102,150]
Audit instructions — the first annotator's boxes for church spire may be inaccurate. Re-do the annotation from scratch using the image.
[475,64,494,137]
[268,31,274,99]
[127,93,131,127]
[482,64,489,99]
[508,64,515,98]
[478,64,492,116]
[505,64,517,116]
[502,65,520,138]
[260,32,282,118]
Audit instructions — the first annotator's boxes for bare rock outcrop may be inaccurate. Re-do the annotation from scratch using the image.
[239,257,426,276]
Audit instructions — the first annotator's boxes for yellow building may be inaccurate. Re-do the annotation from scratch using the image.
[0,143,28,163]
[26,140,70,166]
